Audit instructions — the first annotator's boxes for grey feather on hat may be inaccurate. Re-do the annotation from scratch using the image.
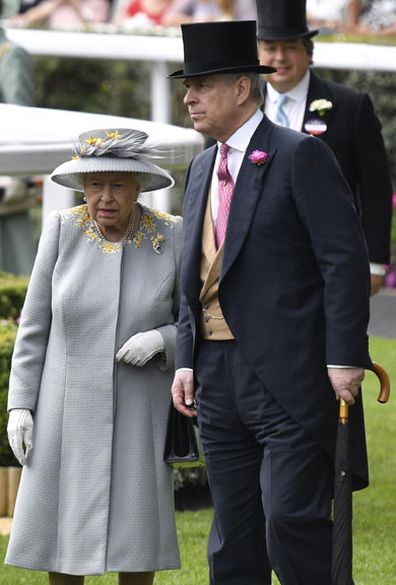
[50,128,175,194]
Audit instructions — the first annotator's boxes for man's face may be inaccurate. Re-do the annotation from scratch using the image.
[258,39,311,93]
[183,74,244,142]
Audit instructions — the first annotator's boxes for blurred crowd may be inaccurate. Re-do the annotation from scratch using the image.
[2,0,257,30]
[306,0,396,35]
[1,0,394,35]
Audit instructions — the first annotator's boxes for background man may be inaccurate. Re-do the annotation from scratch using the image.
[256,0,393,296]
[0,0,35,275]
[0,0,34,105]
[170,19,372,585]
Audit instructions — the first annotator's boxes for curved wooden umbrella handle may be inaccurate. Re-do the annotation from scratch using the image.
[370,362,391,403]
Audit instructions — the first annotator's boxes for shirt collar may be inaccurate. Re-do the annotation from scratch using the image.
[218,109,264,153]
[266,70,311,105]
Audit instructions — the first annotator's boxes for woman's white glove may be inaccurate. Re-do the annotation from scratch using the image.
[7,408,34,466]
[116,330,165,366]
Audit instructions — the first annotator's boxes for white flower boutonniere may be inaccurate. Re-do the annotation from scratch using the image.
[309,99,333,118]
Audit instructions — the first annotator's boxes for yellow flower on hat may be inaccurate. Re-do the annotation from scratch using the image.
[106,130,122,140]
[85,137,102,145]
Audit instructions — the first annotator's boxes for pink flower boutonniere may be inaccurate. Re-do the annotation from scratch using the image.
[248,150,269,166]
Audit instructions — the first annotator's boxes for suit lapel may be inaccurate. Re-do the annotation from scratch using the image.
[221,117,275,281]
[303,72,336,136]
[182,147,216,306]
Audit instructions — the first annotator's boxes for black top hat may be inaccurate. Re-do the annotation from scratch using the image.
[168,21,275,79]
[256,0,318,41]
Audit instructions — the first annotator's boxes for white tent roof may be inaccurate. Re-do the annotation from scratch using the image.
[0,104,203,176]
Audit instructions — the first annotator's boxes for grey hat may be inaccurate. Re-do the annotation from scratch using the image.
[0,0,20,19]
[50,128,175,193]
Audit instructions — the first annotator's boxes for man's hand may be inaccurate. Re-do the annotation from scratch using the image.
[171,370,196,417]
[327,367,365,405]
[370,273,384,296]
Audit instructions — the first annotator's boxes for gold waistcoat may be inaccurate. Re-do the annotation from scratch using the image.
[199,191,234,340]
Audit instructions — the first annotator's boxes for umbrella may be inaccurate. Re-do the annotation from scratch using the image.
[331,362,391,585]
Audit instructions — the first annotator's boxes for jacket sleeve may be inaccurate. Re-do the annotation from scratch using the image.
[157,215,183,371]
[175,159,195,370]
[354,93,393,264]
[8,212,61,411]
[292,136,371,368]
[175,292,194,370]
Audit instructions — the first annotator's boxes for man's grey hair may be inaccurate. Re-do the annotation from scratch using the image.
[224,73,263,105]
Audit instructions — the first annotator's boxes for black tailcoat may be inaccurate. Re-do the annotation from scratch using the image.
[264,72,393,264]
[177,116,371,489]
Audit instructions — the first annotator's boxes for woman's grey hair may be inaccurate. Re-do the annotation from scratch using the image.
[224,73,263,105]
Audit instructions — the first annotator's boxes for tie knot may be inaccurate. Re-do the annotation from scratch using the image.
[275,94,290,128]
[220,143,230,158]
[277,94,288,107]
[217,143,232,183]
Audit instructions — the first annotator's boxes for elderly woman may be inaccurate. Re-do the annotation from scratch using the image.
[5,129,182,585]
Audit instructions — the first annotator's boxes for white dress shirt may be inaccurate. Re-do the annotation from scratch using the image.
[264,70,310,132]
[210,109,263,222]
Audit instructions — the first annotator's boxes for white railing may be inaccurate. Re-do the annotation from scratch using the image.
[6,28,396,127]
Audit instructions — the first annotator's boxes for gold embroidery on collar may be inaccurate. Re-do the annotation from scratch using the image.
[60,205,176,254]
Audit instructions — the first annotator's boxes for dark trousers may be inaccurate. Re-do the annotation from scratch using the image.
[195,340,334,585]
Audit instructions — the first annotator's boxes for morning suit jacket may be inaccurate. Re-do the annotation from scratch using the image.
[177,115,372,489]
[264,72,393,264]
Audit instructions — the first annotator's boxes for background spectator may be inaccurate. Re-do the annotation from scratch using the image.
[354,0,396,35]
[163,0,232,26]
[113,0,173,28]
[233,0,256,19]
[0,0,36,275]
[306,0,360,32]
[0,0,33,103]
[7,0,110,29]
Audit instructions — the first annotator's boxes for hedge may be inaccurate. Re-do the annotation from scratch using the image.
[0,273,28,465]
[0,319,19,466]
[0,272,29,321]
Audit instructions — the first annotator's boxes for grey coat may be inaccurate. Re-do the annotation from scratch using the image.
[5,204,182,575]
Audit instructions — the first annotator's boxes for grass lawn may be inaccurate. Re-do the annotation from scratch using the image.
[0,336,394,584]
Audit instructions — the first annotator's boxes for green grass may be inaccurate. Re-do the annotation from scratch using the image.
[0,336,394,584]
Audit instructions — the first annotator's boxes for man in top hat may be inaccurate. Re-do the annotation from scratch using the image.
[256,0,393,295]
[169,19,371,585]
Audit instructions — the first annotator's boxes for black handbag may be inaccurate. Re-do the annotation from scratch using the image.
[163,403,205,468]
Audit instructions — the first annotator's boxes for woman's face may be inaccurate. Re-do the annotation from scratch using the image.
[84,172,140,236]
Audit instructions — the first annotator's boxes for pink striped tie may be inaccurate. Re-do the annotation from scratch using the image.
[215,143,234,248]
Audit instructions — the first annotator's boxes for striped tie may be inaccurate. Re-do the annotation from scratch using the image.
[215,143,234,248]
[275,94,290,127]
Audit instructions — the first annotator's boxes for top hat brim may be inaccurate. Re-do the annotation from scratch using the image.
[257,28,319,41]
[168,63,276,79]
